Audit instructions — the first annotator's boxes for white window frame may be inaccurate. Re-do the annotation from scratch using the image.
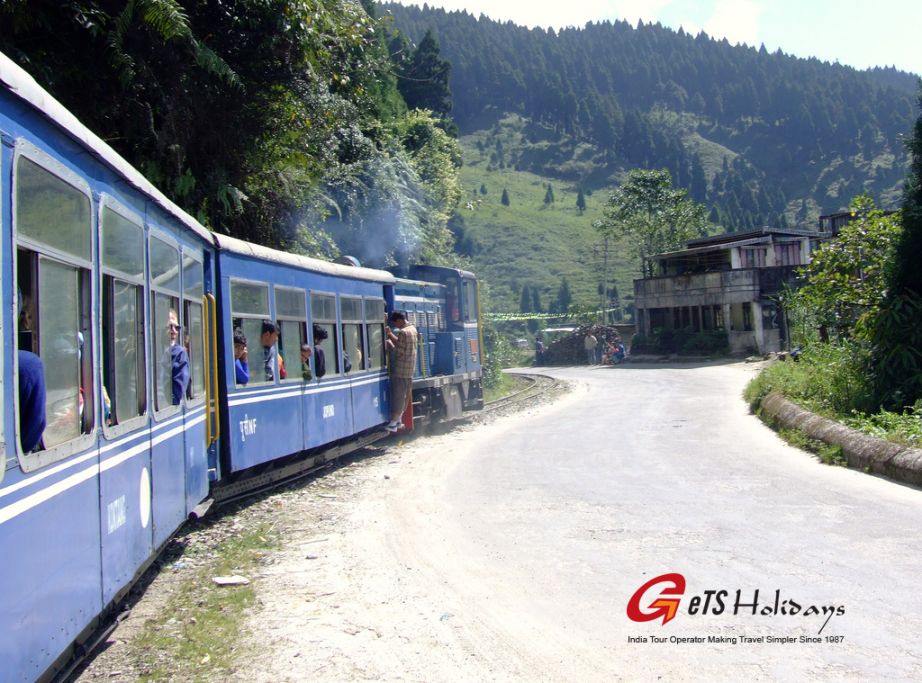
[99,195,149,439]
[148,229,183,418]
[12,140,97,472]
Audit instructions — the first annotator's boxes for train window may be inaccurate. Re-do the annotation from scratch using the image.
[365,299,386,371]
[310,293,340,378]
[152,292,183,411]
[101,206,146,429]
[150,237,181,292]
[15,155,92,262]
[341,297,365,373]
[462,279,478,322]
[231,280,271,386]
[275,287,306,383]
[183,255,205,401]
[150,237,183,412]
[36,256,94,448]
[445,279,461,323]
[15,152,95,463]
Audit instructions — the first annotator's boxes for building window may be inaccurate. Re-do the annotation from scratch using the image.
[774,243,801,266]
[742,247,766,268]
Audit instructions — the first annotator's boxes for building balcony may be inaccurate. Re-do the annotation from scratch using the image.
[634,266,801,309]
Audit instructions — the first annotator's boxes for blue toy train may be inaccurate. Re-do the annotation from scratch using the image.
[0,52,483,682]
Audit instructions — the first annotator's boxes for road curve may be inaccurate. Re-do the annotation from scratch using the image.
[232,361,922,682]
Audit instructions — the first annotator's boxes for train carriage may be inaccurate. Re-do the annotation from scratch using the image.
[0,50,484,682]
[212,235,394,476]
[389,265,484,424]
[0,53,218,681]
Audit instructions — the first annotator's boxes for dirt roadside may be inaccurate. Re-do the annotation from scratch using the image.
[74,386,569,682]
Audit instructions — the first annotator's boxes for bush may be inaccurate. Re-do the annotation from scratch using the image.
[744,340,874,416]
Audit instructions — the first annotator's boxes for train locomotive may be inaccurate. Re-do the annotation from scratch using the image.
[0,52,483,681]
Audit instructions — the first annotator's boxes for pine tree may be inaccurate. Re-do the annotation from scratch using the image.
[544,184,555,205]
[576,188,586,214]
[397,29,453,119]
[531,287,543,313]
[554,277,572,313]
[479,183,487,195]
[501,188,510,206]
[519,285,532,313]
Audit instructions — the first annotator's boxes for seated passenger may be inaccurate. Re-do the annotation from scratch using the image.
[233,329,249,385]
[300,344,313,380]
[312,324,328,378]
[165,309,190,404]
[18,349,46,452]
[260,320,279,382]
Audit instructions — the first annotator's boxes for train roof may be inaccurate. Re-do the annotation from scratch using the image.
[214,233,396,284]
[0,51,214,244]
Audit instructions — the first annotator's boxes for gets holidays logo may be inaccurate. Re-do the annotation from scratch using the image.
[626,573,845,634]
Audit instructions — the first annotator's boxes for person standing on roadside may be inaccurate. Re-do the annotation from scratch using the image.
[384,311,417,432]
[584,331,598,365]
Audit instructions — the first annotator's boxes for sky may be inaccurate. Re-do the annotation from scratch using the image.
[389,0,922,76]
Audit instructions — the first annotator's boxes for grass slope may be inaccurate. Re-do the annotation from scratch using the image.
[457,114,638,314]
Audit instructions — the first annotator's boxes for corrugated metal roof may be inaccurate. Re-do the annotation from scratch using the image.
[654,236,771,259]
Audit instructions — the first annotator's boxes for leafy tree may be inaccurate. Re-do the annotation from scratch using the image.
[594,169,708,277]
[0,0,403,252]
[501,188,510,206]
[870,91,922,408]
[794,195,902,341]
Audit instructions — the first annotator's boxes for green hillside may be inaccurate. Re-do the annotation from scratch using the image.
[454,114,637,313]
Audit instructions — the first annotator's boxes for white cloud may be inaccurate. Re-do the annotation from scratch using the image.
[703,0,762,46]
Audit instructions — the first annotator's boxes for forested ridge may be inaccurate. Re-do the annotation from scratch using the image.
[384,3,918,229]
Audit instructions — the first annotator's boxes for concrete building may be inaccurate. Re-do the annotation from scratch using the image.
[633,228,821,354]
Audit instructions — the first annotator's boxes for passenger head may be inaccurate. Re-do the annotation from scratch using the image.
[300,343,312,361]
[233,329,247,359]
[18,291,33,331]
[260,320,278,347]
[389,310,407,328]
[167,309,180,345]
[312,323,328,344]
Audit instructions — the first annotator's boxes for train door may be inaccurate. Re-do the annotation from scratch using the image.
[98,198,154,604]
[343,296,387,433]
[305,292,349,446]
[181,251,208,515]
[147,231,187,548]
[274,285,306,455]
[365,297,389,426]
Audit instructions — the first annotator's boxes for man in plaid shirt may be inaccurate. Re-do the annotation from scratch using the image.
[384,310,417,432]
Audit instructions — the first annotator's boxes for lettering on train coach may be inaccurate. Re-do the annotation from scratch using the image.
[107,495,127,534]
[239,414,257,442]
[323,404,335,418]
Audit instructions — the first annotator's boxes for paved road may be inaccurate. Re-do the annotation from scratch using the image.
[198,360,922,682]
[418,361,922,681]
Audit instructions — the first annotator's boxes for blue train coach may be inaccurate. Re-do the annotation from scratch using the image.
[0,52,217,681]
[0,50,485,682]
